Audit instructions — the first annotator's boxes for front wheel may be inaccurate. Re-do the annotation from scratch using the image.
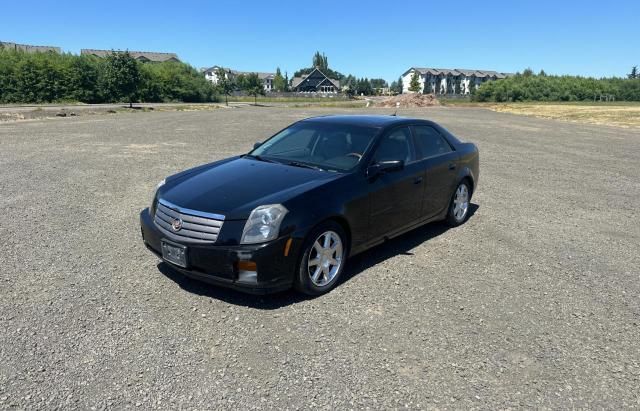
[446,180,471,226]
[294,221,348,295]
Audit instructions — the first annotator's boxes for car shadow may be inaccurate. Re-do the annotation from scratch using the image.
[157,203,479,310]
[340,203,479,287]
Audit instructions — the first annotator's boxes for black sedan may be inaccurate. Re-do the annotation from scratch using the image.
[140,115,479,295]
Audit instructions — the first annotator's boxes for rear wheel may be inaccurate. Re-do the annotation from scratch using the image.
[446,180,471,226]
[295,221,348,295]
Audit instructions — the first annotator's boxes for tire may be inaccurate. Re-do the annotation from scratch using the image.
[294,221,348,296]
[446,180,472,226]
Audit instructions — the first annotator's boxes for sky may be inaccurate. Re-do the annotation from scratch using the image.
[2,0,639,82]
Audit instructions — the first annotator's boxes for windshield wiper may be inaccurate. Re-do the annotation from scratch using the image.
[246,155,325,171]
[285,161,324,171]
[244,154,278,163]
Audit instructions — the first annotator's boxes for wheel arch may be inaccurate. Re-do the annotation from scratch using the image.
[461,175,474,196]
[325,215,352,253]
[297,215,352,255]
[457,167,476,197]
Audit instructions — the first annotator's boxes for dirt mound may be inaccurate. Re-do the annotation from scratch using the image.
[376,93,440,108]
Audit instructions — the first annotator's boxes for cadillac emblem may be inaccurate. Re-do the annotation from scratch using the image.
[171,218,183,232]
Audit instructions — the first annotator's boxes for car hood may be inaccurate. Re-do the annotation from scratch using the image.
[160,157,341,220]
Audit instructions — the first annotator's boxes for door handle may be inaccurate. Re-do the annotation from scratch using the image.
[448,163,457,170]
[413,176,423,184]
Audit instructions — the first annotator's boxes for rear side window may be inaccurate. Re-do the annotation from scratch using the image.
[411,125,453,159]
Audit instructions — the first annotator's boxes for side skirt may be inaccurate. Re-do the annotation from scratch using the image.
[349,212,445,257]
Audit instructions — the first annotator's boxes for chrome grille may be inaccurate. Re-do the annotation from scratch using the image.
[154,199,224,244]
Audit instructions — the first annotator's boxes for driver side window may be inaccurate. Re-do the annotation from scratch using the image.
[372,127,413,163]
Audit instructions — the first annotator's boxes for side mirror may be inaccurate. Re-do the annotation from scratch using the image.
[253,141,262,150]
[368,160,404,176]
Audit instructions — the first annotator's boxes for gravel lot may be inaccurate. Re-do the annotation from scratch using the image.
[1,107,639,409]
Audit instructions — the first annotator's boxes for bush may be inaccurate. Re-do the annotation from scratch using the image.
[473,72,640,102]
[0,49,218,104]
[138,61,216,102]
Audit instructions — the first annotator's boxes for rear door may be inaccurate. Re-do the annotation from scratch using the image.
[410,125,459,218]
[367,126,425,240]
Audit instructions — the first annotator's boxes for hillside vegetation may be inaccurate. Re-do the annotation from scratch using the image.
[473,72,640,102]
[0,49,217,104]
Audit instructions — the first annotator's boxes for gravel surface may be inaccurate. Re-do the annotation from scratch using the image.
[1,107,639,409]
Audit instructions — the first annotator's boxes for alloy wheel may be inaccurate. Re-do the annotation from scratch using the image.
[307,230,343,287]
[453,184,470,222]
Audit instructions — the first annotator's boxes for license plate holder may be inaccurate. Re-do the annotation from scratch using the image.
[161,240,188,268]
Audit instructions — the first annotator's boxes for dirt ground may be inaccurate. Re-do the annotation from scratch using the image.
[0,106,639,409]
[0,103,224,122]
[486,103,640,128]
[374,93,440,108]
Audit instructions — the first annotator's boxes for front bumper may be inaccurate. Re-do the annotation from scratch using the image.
[140,208,300,294]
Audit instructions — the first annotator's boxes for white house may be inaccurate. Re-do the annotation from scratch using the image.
[203,66,227,84]
[401,67,511,95]
[203,66,275,92]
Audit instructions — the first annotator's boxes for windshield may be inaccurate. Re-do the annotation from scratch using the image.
[249,121,379,172]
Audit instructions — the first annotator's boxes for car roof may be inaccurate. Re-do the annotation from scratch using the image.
[299,115,422,128]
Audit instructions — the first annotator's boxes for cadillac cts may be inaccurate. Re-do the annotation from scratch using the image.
[140,115,479,295]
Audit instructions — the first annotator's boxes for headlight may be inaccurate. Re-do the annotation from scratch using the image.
[150,179,165,212]
[240,204,288,244]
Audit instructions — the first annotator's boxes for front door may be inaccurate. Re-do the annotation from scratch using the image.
[367,127,425,240]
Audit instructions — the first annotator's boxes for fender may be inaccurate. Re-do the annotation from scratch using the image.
[456,165,476,193]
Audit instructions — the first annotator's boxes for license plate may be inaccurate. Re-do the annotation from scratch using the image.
[161,240,188,268]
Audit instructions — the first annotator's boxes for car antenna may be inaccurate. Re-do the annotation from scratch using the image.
[391,101,400,116]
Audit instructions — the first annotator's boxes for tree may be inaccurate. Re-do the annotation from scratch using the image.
[235,73,248,90]
[523,67,534,77]
[0,48,217,104]
[355,78,364,95]
[102,51,140,107]
[470,71,640,102]
[243,72,265,105]
[342,75,356,88]
[344,85,355,98]
[539,69,547,76]
[342,75,356,97]
[215,67,234,105]
[312,51,328,71]
[370,78,387,89]
[629,66,638,79]
[66,55,100,102]
[355,77,373,95]
[370,78,388,94]
[272,67,286,92]
[294,52,344,82]
[408,71,421,92]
